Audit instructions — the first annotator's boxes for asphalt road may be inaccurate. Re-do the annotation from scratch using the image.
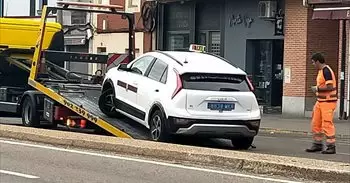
[1,117,350,164]
[0,138,314,183]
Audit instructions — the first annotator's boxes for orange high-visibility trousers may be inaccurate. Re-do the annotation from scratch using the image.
[311,101,337,145]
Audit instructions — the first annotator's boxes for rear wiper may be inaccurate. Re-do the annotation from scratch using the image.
[219,88,240,91]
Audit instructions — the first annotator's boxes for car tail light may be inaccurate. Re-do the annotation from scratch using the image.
[246,75,254,91]
[80,119,86,128]
[171,69,183,99]
[66,118,76,127]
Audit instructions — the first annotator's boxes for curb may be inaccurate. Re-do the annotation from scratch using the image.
[259,128,350,139]
[0,124,349,182]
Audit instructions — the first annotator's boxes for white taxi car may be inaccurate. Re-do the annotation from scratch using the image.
[98,45,261,149]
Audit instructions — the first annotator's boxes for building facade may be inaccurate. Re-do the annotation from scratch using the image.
[156,0,286,114]
[155,0,349,119]
[285,0,349,120]
[90,0,154,74]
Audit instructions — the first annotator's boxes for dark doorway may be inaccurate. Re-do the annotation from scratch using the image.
[246,39,284,113]
[194,1,223,56]
[162,1,224,55]
[163,2,193,51]
[271,39,284,107]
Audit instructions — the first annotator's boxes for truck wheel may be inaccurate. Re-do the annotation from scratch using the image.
[21,97,40,127]
[231,137,254,150]
[98,88,120,118]
[149,110,170,142]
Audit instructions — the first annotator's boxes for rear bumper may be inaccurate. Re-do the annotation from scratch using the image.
[175,124,257,138]
[166,116,260,138]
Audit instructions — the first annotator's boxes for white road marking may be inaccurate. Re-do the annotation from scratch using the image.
[258,136,350,147]
[293,139,350,146]
[257,136,278,139]
[338,152,350,156]
[0,170,40,179]
[0,139,303,183]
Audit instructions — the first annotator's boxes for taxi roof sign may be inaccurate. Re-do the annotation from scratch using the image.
[189,44,206,53]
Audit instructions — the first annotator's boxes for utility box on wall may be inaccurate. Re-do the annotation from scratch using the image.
[258,1,277,19]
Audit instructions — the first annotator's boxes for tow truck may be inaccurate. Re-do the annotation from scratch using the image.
[0,1,150,140]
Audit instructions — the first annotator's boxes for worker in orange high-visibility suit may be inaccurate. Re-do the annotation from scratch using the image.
[306,52,337,154]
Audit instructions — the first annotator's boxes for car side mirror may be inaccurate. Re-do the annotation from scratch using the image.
[118,63,130,71]
[131,67,142,75]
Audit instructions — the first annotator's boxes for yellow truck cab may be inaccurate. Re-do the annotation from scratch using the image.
[0,17,64,58]
[0,17,64,114]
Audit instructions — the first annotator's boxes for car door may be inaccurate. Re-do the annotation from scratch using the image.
[120,55,155,122]
[137,58,169,124]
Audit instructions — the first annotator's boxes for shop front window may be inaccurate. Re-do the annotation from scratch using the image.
[196,31,221,56]
[166,32,190,51]
[209,31,221,55]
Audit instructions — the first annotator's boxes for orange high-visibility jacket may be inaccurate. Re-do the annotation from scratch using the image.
[316,65,337,102]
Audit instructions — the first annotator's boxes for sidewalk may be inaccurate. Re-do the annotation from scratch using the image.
[260,114,350,139]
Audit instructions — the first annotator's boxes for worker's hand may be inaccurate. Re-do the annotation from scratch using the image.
[311,86,318,93]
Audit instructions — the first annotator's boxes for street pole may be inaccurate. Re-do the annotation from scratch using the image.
[55,0,68,69]
[57,0,63,24]
[0,0,4,17]
[30,0,35,16]
[339,20,347,120]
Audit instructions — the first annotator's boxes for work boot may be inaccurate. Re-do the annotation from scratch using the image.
[305,143,323,152]
[322,144,336,154]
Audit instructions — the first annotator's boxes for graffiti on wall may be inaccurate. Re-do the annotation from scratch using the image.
[228,14,254,28]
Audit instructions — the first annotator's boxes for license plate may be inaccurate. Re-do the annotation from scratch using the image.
[207,103,235,111]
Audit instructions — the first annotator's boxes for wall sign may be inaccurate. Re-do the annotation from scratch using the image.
[274,10,284,36]
[229,14,254,28]
[284,66,291,84]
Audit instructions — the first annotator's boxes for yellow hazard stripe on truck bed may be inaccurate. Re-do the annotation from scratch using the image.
[28,79,132,139]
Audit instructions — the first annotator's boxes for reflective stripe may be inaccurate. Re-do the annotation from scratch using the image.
[313,132,323,136]
[313,132,323,141]
[326,135,336,139]
[325,135,336,144]
[316,65,337,102]
[317,94,338,99]
[326,140,336,145]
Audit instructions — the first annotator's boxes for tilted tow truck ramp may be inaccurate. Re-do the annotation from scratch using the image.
[1,1,150,140]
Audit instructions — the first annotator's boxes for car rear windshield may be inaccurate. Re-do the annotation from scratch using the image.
[181,73,251,92]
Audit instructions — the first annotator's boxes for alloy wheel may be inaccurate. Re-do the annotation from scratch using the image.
[151,115,162,140]
[23,104,31,125]
[104,92,116,113]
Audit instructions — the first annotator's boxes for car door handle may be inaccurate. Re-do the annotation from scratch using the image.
[155,89,159,92]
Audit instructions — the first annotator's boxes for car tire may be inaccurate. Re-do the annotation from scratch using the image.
[98,87,121,118]
[149,109,170,142]
[231,137,254,150]
[21,96,40,127]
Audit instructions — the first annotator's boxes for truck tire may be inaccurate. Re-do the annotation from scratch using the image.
[21,96,40,127]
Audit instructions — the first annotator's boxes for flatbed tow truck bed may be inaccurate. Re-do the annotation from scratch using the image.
[51,83,150,140]
[1,2,149,140]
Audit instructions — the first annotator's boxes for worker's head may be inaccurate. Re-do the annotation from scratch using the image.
[311,52,325,70]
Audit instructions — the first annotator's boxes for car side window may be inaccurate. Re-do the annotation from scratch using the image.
[147,59,168,83]
[160,67,168,84]
[130,56,154,75]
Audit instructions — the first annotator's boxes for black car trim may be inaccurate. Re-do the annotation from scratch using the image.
[115,98,145,121]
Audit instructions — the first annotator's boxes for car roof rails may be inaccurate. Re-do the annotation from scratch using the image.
[154,50,183,66]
